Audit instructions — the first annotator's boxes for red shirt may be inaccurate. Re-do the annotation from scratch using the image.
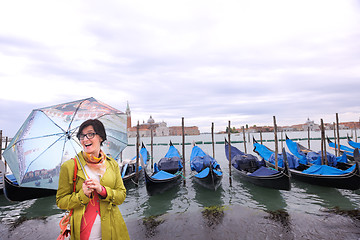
[80,186,107,240]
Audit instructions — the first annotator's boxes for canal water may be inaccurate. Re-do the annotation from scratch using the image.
[1,130,360,239]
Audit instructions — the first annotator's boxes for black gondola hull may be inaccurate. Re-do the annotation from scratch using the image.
[4,176,56,202]
[144,170,182,195]
[122,170,144,187]
[231,167,291,191]
[192,167,223,191]
[266,161,360,190]
[290,165,360,190]
[225,140,291,191]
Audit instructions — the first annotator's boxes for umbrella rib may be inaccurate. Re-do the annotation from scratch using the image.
[38,110,67,133]
[60,134,69,166]
[23,134,65,180]
[96,112,124,121]
[67,98,87,133]
[60,134,82,164]
[104,135,127,160]
[96,113,127,144]
[10,133,64,147]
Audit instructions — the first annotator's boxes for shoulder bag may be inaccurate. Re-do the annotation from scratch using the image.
[57,158,78,240]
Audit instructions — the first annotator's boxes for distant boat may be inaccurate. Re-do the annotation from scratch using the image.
[143,141,183,195]
[225,139,290,191]
[254,138,360,190]
[190,143,222,191]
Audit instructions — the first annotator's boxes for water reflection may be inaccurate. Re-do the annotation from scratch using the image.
[292,179,356,211]
[193,182,224,208]
[0,194,61,225]
[120,181,148,220]
[141,184,181,217]
[232,174,287,211]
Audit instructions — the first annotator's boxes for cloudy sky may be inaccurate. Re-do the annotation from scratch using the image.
[1,0,360,137]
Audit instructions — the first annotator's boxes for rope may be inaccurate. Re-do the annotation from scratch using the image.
[130,178,140,186]
[176,171,197,179]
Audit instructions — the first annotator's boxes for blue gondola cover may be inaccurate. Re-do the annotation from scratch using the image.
[151,170,176,180]
[302,164,355,175]
[190,146,219,172]
[268,152,299,169]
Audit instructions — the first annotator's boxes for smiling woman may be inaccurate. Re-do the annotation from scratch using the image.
[56,119,130,240]
[77,120,105,158]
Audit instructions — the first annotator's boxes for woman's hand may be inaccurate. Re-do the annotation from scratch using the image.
[84,179,103,194]
[82,182,93,198]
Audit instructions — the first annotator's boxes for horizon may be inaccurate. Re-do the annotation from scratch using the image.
[1,1,360,137]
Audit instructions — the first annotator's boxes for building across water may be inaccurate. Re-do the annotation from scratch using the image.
[126,103,199,138]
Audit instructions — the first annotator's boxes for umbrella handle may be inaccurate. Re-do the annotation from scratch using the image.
[74,155,89,180]
[67,139,89,179]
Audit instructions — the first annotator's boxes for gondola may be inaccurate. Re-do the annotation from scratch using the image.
[327,136,354,161]
[143,141,183,195]
[286,134,350,170]
[120,143,148,185]
[225,139,291,191]
[190,143,222,191]
[4,174,56,201]
[253,138,360,190]
[347,134,360,149]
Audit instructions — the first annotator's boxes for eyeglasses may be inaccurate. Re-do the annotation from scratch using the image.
[78,132,97,140]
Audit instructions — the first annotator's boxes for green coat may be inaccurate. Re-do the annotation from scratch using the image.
[56,152,130,240]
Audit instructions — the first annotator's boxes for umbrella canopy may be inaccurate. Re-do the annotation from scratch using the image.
[3,97,128,190]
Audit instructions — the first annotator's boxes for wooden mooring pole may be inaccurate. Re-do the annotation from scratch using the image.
[336,113,340,156]
[356,128,358,143]
[182,117,186,185]
[136,121,140,184]
[211,122,215,158]
[228,121,232,187]
[273,116,279,170]
[307,126,311,149]
[320,119,328,165]
[151,127,154,170]
[242,126,247,154]
[246,125,250,144]
[333,122,337,157]
[4,136,8,172]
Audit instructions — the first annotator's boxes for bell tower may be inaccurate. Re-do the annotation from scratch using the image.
[126,101,131,129]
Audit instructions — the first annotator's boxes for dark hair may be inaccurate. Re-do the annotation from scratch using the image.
[77,119,107,145]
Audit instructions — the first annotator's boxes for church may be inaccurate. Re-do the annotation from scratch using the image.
[126,103,200,138]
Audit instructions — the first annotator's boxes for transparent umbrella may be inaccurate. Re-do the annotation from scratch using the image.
[3,97,128,190]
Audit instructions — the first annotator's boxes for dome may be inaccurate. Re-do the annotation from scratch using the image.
[147,115,155,124]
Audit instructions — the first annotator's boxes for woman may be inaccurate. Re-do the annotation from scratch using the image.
[56,119,130,240]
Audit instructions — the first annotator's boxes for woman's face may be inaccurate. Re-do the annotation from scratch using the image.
[80,125,103,157]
